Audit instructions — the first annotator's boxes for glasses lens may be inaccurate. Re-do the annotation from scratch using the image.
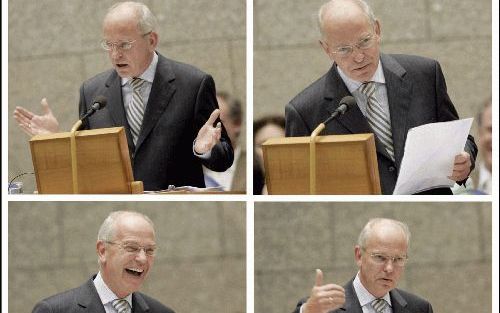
[119,42,133,50]
[335,46,352,56]
[101,40,111,51]
[358,36,375,49]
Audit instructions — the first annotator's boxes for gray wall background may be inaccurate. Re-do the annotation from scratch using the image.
[254,0,491,136]
[8,0,246,192]
[9,201,246,313]
[255,202,491,313]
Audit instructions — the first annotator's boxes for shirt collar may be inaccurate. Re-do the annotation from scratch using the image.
[337,59,385,93]
[353,272,392,308]
[93,272,133,308]
[121,52,158,86]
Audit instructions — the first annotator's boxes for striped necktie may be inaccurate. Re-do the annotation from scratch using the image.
[371,298,388,313]
[127,77,146,144]
[112,298,131,313]
[360,82,395,160]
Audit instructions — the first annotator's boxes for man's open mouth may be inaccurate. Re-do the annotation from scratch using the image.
[125,268,144,276]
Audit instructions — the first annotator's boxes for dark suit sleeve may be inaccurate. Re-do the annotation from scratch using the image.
[32,300,52,313]
[194,74,234,171]
[434,61,478,181]
[285,102,311,137]
[291,297,308,313]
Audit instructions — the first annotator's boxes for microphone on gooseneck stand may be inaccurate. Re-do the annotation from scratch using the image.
[322,96,357,127]
[71,95,107,132]
[311,96,357,136]
[68,95,108,193]
[309,95,357,194]
[80,95,108,122]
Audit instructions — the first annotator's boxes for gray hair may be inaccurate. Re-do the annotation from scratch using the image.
[318,0,376,39]
[357,218,411,250]
[106,1,158,34]
[97,211,155,242]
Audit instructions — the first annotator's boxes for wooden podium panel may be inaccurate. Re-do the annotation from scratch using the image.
[30,127,136,194]
[262,134,380,195]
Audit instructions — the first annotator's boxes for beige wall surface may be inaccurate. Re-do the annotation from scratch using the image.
[254,0,491,137]
[8,0,246,192]
[8,201,246,313]
[255,202,491,313]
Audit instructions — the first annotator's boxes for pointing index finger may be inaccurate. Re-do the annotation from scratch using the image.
[206,109,220,126]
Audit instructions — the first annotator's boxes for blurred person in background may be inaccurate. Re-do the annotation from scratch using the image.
[253,116,286,194]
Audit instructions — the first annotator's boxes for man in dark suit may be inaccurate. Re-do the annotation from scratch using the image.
[285,0,477,194]
[33,211,174,313]
[294,218,433,313]
[14,2,233,191]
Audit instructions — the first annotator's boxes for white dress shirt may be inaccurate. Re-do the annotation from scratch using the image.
[93,272,133,313]
[353,273,392,313]
[337,61,391,121]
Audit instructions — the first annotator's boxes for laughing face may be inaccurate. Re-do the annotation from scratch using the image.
[97,213,156,298]
[102,6,158,78]
[354,222,408,298]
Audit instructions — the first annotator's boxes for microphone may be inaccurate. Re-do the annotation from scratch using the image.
[308,95,357,194]
[323,96,356,125]
[80,95,107,121]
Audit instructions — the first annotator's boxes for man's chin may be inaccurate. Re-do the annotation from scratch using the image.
[114,66,131,77]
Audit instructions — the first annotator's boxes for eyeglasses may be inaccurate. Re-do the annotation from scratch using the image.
[328,33,378,57]
[100,31,152,51]
[106,241,157,256]
[368,252,408,267]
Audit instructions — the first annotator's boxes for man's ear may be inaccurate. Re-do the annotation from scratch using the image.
[149,31,159,50]
[97,240,107,263]
[319,39,329,55]
[354,245,363,267]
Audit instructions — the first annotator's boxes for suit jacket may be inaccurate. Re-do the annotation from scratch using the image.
[79,53,233,191]
[285,53,477,195]
[292,278,433,313]
[32,277,175,313]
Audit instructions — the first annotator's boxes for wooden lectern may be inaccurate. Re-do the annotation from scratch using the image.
[262,134,381,195]
[30,127,143,194]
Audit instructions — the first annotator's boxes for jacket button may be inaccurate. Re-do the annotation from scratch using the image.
[388,166,395,172]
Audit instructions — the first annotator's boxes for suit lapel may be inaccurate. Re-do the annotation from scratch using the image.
[324,66,373,135]
[134,54,176,152]
[336,279,363,313]
[105,72,135,153]
[381,54,411,168]
[390,289,410,313]
[132,292,150,313]
[76,278,107,313]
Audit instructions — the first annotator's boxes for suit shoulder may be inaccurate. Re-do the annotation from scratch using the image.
[164,57,211,80]
[81,69,115,88]
[32,286,81,312]
[288,72,329,111]
[138,292,176,313]
[387,54,440,70]
[394,288,432,311]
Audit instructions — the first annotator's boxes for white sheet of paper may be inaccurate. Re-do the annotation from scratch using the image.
[393,118,473,195]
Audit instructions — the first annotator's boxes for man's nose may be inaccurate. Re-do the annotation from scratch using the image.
[352,47,365,62]
[383,260,395,272]
[135,249,148,263]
